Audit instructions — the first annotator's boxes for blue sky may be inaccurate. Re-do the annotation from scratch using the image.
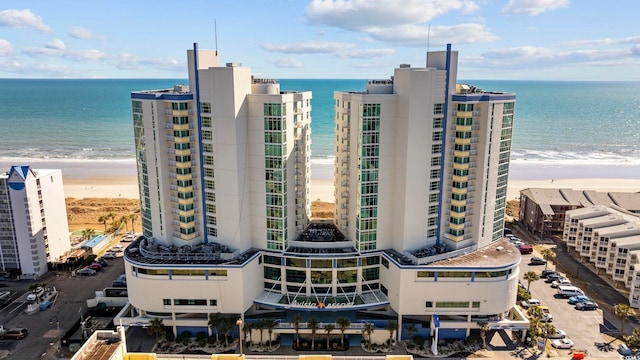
[1,0,639,80]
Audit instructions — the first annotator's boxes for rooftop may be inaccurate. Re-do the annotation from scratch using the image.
[428,238,521,268]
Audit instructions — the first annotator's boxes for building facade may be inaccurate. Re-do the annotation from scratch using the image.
[120,43,524,342]
[0,166,71,278]
[334,48,514,252]
[562,205,640,307]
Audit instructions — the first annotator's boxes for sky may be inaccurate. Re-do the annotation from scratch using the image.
[0,0,639,80]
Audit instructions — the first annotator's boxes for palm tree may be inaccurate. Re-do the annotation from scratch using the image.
[208,312,222,342]
[265,319,277,350]
[540,248,556,270]
[98,215,109,232]
[384,320,398,348]
[307,317,320,351]
[324,323,335,349]
[523,271,539,292]
[256,319,266,350]
[541,322,556,353]
[476,321,491,349]
[120,215,130,232]
[221,316,234,347]
[244,321,253,347]
[130,213,139,232]
[147,318,165,341]
[108,211,117,227]
[615,303,637,336]
[291,314,304,348]
[336,317,351,348]
[527,306,545,320]
[82,228,96,241]
[404,323,417,345]
[362,323,375,351]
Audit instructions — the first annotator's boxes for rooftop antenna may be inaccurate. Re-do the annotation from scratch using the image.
[214,20,218,56]
[427,24,431,57]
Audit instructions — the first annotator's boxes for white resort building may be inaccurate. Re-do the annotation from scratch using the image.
[0,166,71,279]
[562,205,640,307]
[119,43,525,345]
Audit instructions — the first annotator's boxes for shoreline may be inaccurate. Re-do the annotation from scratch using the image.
[2,160,638,202]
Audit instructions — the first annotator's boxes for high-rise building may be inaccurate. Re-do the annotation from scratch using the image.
[335,46,514,252]
[0,166,71,278]
[131,46,311,251]
[120,44,525,343]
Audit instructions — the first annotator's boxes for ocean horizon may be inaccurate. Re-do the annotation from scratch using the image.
[1,78,639,180]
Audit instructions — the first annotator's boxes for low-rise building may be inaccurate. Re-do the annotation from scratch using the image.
[520,188,640,238]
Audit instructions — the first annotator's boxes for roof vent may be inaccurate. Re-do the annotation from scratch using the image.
[399,64,410,68]
[496,246,504,251]
[226,62,242,67]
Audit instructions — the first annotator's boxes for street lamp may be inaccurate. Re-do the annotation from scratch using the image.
[50,316,60,352]
[236,318,243,356]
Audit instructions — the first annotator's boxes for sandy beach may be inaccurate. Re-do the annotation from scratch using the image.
[1,160,638,202]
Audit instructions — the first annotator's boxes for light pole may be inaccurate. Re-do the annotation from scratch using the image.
[50,316,60,352]
[236,318,243,356]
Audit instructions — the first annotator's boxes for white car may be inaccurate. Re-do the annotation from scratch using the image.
[551,278,571,288]
[520,299,541,308]
[110,245,125,252]
[102,252,118,259]
[551,338,574,349]
[548,329,567,339]
[540,313,553,322]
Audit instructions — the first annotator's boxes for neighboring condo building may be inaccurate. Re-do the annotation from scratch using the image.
[0,166,71,279]
[562,205,640,307]
[120,44,524,343]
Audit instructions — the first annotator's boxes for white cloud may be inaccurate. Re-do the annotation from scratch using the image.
[263,41,394,59]
[46,39,66,50]
[68,26,101,40]
[564,36,640,46]
[64,49,106,61]
[267,57,304,68]
[502,0,569,16]
[109,53,182,71]
[0,9,50,32]
[368,23,497,47]
[306,0,479,31]
[263,41,353,54]
[0,39,14,56]
[477,45,634,69]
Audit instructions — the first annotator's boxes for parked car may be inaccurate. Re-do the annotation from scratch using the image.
[540,313,553,322]
[77,267,96,276]
[545,273,562,283]
[520,299,541,308]
[96,259,108,267]
[2,328,28,340]
[551,338,574,349]
[568,295,591,304]
[529,257,547,265]
[548,329,567,339]
[541,269,559,278]
[87,263,102,272]
[112,279,127,288]
[102,252,118,259]
[504,228,513,235]
[575,301,599,311]
[110,245,125,252]
[551,278,572,288]
[518,245,534,254]
[619,344,632,356]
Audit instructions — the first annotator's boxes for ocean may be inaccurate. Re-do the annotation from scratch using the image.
[0,78,639,175]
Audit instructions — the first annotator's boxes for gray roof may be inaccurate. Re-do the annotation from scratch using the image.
[520,188,640,212]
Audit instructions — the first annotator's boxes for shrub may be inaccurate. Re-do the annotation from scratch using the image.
[181,331,192,339]
[198,338,207,347]
[413,335,425,347]
[165,331,175,342]
[196,332,206,341]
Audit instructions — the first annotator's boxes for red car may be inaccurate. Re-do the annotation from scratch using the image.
[518,244,533,254]
[88,263,102,271]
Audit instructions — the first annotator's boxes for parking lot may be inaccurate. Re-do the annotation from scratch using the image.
[519,251,620,357]
[0,246,126,359]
